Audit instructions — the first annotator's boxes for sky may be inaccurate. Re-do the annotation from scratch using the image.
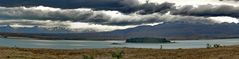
[0,0,239,33]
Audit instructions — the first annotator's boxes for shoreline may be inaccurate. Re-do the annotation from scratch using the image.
[2,32,239,40]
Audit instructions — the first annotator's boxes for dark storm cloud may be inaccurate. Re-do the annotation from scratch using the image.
[125,2,176,14]
[0,1,238,26]
[0,6,217,26]
[0,0,138,13]
[171,4,239,18]
[0,0,176,14]
[0,0,125,9]
[0,20,69,27]
[3,0,239,17]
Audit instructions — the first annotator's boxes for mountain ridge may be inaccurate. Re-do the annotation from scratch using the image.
[1,22,239,40]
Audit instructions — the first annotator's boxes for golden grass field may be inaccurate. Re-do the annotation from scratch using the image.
[0,45,239,59]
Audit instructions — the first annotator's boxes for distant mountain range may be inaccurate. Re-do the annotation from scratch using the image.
[110,22,239,40]
[0,25,73,33]
[1,22,239,40]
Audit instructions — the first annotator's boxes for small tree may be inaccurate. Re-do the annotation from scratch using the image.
[213,44,221,48]
[206,43,211,49]
[2,35,8,38]
[112,50,124,59]
[82,55,94,59]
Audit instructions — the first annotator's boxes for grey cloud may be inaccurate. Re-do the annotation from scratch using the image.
[120,0,140,7]
[0,0,139,12]
[171,4,239,18]
[0,25,75,33]
[0,20,137,33]
[0,0,125,9]
[0,6,218,26]
[2,0,239,17]
[0,0,176,14]
[130,2,175,14]
[0,20,69,27]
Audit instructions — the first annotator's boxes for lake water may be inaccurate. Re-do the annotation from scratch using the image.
[0,38,239,49]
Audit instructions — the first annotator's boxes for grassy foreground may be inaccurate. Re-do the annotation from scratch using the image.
[0,46,239,59]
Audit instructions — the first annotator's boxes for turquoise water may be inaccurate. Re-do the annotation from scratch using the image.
[0,38,239,49]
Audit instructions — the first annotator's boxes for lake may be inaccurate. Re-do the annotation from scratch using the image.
[0,38,239,49]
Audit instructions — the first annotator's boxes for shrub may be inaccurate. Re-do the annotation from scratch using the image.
[82,55,94,59]
[112,50,124,59]
[206,43,211,49]
[213,44,221,48]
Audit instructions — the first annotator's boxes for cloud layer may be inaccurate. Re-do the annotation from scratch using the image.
[0,20,138,33]
[0,0,239,33]
[0,6,228,25]
[0,0,126,8]
[172,4,239,18]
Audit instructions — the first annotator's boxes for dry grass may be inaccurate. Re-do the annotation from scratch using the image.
[0,46,239,59]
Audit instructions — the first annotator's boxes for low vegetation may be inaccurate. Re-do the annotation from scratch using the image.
[82,55,94,59]
[0,45,239,59]
[111,50,124,59]
[206,43,223,49]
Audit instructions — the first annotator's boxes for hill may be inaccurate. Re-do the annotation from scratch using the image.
[1,22,239,40]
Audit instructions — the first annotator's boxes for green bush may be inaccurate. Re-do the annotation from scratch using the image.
[206,44,221,48]
[213,44,221,48]
[160,45,163,49]
[112,50,124,59]
[206,43,211,49]
[82,55,94,59]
